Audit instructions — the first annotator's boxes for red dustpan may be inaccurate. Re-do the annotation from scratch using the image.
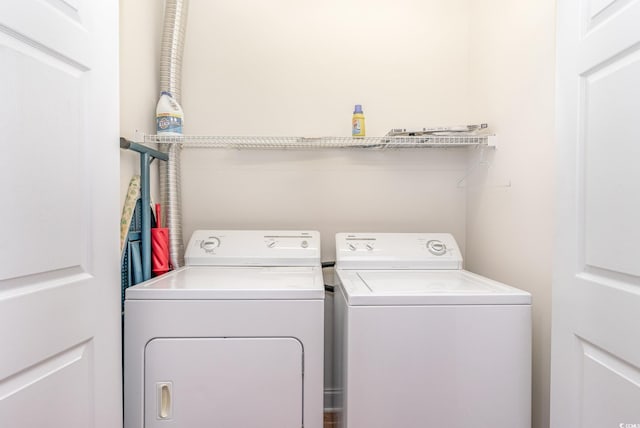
[152,203,170,276]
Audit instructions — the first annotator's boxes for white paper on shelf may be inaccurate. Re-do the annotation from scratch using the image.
[386,123,488,137]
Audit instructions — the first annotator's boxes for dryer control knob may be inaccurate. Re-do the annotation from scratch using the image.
[266,239,277,248]
[201,237,221,251]
[348,243,357,251]
[301,240,309,248]
[366,243,374,251]
[427,240,446,256]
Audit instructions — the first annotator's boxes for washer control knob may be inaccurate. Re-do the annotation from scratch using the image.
[201,237,221,251]
[348,243,357,251]
[366,243,374,251]
[427,240,447,256]
[301,240,309,248]
[266,239,277,248]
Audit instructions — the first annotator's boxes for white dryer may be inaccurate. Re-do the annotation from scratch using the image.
[334,233,531,428]
[124,230,324,428]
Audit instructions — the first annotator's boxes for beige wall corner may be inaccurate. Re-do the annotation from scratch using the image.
[467,2,556,428]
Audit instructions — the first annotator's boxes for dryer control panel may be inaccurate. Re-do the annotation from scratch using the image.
[185,230,321,266]
[335,233,462,270]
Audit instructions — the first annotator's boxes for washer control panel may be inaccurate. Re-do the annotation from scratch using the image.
[336,233,462,270]
[186,230,321,266]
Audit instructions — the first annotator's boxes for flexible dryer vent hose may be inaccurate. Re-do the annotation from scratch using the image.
[159,0,189,268]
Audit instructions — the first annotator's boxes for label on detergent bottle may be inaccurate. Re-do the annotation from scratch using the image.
[156,114,183,134]
[352,117,364,136]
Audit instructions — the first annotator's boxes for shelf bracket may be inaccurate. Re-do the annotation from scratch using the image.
[487,135,498,148]
[457,144,510,189]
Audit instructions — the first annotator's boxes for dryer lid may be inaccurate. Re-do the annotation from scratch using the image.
[337,270,531,305]
[125,266,325,300]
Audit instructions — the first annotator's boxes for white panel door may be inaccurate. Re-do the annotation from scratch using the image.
[145,338,303,428]
[0,1,121,427]
[552,0,640,427]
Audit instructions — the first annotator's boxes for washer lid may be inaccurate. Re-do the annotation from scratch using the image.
[337,270,531,305]
[125,266,324,300]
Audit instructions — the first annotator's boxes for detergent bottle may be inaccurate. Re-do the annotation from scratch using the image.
[352,104,365,137]
[156,91,183,135]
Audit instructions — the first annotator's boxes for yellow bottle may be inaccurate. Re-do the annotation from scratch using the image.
[352,104,365,137]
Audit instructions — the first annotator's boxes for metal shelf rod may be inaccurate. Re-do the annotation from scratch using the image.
[120,137,169,161]
[120,138,169,281]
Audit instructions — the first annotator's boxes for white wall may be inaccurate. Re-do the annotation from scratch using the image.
[120,0,473,257]
[179,0,474,261]
[182,0,473,137]
[119,0,162,208]
[466,2,556,428]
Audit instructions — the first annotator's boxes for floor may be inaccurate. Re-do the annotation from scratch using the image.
[324,412,338,428]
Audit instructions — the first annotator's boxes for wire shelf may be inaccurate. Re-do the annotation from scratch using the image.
[142,134,494,150]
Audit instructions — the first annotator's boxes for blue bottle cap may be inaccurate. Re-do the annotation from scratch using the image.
[161,91,172,97]
[353,104,363,114]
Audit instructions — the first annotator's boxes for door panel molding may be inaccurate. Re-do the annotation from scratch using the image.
[585,0,638,33]
[579,1,640,69]
[0,267,92,299]
[42,0,83,23]
[0,24,88,73]
[581,339,640,388]
[0,340,91,400]
[580,338,640,428]
[0,0,90,67]
[577,45,640,278]
[578,269,640,291]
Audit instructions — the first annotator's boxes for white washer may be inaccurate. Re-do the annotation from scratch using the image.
[334,233,531,428]
[124,230,324,428]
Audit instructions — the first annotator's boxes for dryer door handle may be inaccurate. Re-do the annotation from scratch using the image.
[157,382,172,419]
